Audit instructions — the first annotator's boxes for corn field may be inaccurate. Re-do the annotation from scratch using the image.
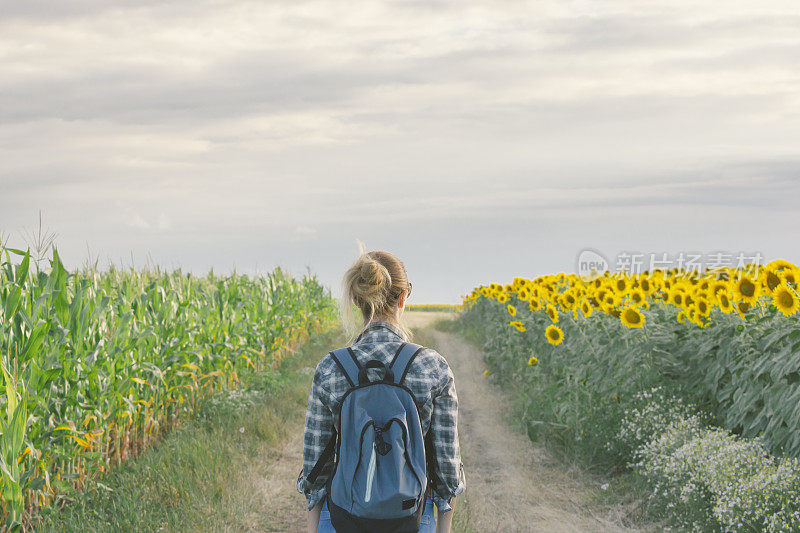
[0,245,338,529]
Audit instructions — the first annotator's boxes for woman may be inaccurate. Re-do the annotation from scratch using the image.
[297,248,466,533]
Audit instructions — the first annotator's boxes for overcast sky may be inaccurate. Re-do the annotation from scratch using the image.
[1,1,799,303]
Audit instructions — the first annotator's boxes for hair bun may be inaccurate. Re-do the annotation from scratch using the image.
[360,257,391,287]
[341,249,411,339]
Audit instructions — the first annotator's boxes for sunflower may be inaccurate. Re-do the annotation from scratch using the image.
[669,289,685,308]
[580,299,593,318]
[736,300,751,319]
[509,320,526,332]
[688,308,707,328]
[527,355,538,366]
[767,259,796,272]
[507,304,517,317]
[528,299,542,312]
[694,298,711,317]
[716,292,733,313]
[498,293,509,303]
[733,275,760,304]
[639,277,652,293]
[546,305,559,323]
[615,277,628,294]
[711,280,729,297]
[676,311,687,324]
[781,269,798,286]
[563,292,577,308]
[628,288,647,305]
[773,283,799,317]
[761,268,782,294]
[599,299,613,314]
[604,294,619,308]
[596,288,609,303]
[684,293,695,307]
[620,306,645,329]
[545,325,564,346]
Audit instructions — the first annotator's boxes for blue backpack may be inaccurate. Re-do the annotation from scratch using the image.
[306,342,434,532]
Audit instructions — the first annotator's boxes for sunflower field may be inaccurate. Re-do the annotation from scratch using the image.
[456,260,800,530]
[0,245,338,529]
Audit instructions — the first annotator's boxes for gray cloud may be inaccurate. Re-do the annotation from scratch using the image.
[2,0,799,303]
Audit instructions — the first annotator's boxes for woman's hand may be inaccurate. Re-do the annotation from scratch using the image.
[307,500,322,533]
[436,496,456,533]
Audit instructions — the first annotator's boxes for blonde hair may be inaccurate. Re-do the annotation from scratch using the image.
[340,240,414,345]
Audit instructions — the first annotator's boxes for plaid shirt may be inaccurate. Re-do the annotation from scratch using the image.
[297,320,466,513]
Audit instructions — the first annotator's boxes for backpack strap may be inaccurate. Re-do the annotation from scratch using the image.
[389,342,424,385]
[304,425,337,485]
[424,428,448,498]
[330,347,361,387]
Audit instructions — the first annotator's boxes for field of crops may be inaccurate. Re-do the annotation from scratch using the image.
[0,246,338,529]
[405,304,462,312]
[457,261,800,531]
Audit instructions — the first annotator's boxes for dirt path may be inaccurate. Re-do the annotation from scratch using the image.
[404,311,635,533]
[262,312,636,532]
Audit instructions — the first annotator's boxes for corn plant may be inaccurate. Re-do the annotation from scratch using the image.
[0,362,31,530]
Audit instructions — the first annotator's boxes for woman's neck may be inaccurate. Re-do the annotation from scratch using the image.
[369,318,398,327]
[367,312,401,328]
